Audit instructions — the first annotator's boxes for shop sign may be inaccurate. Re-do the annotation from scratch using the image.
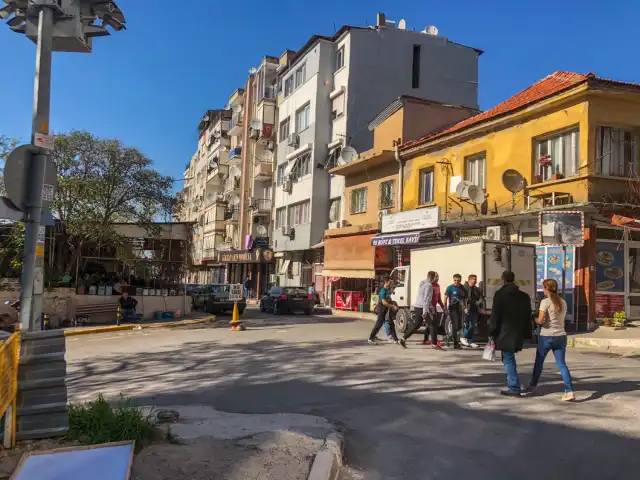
[218,248,275,263]
[371,232,421,246]
[536,246,575,291]
[381,206,440,234]
[595,242,624,293]
[539,211,584,247]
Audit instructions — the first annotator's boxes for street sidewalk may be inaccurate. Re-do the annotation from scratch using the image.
[63,313,216,337]
[569,326,640,352]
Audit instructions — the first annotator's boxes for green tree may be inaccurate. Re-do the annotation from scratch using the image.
[51,131,177,276]
[0,134,19,196]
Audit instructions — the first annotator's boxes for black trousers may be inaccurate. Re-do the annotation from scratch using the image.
[404,307,425,340]
[448,306,462,346]
[424,311,439,344]
[369,309,398,341]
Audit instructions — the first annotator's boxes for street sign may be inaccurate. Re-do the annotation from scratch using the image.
[3,144,58,211]
[34,132,54,151]
[229,284,243,301]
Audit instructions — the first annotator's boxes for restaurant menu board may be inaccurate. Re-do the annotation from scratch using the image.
[595,293,625,318]
[595,242,625,293]
[536,246,575,291]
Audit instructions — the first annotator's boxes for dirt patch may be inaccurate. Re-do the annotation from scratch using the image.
[132,431,321,480]
[0,438,81,479]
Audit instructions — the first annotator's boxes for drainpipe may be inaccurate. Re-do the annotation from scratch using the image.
[394,143,403,212]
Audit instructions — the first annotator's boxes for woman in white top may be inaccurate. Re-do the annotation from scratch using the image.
[526,278,575,401]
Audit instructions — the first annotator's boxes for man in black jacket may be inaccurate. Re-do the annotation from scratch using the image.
[118,291,138,325]
[489,271,532,397]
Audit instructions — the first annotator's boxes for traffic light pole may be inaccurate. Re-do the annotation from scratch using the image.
[18,7,53,332]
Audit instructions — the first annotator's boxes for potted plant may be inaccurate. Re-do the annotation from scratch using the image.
[612,311,627,329]
[603,317,613,327]
[551,173,564,180]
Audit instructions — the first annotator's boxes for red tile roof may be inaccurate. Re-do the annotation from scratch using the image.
[400,71,596,152]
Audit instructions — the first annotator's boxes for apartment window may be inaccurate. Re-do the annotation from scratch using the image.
[535,128,579,182]
[412,44,421,89]
[596,126,638,176]
[295,103,310,132]
[275,207,286,228]
[326,146,342,170]
[336,46,345,71]
[418,168,434,205]
[290,152,311,181]
[331,93,344,121]
[288,200,310,226]
[276,163,287,186]
[329,198,341,222]
[294,64,306,88]
[465,152,486,189]
[279,118,290,143]
[379,180,395,209]
[351,187,367,214]
[284,76,294,97]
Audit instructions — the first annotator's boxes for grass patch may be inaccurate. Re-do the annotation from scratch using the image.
[67,394,157,449]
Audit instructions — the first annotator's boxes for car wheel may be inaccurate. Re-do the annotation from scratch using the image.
[273,301,280,315]
[259,301,266,312]
[304,309,312,315]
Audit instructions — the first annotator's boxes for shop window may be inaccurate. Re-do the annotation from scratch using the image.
[596,227,624,241]
[596,126,638,177]
[534,128,579,181]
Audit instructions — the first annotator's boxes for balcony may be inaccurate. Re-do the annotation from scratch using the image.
[224,206,240,222]
[206,162,229,186]
[229,112,244,136]
[223,176,241,196]
[253,161,273,181]
[227,146,242,162]
[202,248,217,261]
[258,85,277,103]
[250,198,272,216]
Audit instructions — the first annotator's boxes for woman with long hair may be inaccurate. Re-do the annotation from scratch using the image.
[526,279,574,401]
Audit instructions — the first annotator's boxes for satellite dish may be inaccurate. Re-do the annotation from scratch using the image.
[229,166,241,178]
[340,146,358,164]
[249,67,257,74]
[424,25,439,35]
[502,169,526,193]
[250,119,262,130]
[229,195,240,206]
[263,150,274,162]
[398,19,407,30]
[455,180,474,199]
[256,225,267,236]
[467,185,486,205]
[231,104,242,113]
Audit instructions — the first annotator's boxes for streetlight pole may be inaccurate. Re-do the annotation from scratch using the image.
[18,6,53,331]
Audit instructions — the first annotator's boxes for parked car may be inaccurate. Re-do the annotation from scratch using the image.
[259,286,314,315]
[205,284,246,315]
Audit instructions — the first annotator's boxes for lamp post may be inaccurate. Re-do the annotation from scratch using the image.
[1,0,127,331]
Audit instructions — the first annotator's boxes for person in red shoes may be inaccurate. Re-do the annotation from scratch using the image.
[423,272,445,348]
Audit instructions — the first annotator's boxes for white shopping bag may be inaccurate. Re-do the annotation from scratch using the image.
[482,340,496,362]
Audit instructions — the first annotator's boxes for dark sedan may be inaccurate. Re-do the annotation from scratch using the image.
[205,284,246,315]
[259,286,314,315]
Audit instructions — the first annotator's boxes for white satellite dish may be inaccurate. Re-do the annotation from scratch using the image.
[263,149,274,162]
[250,119,262,130]
[256,225,267,236]
[340,146,358,164]
[229,166,241,178]
[424,25,439,36]
[398,18,407,30]
[229,195,240,206]
[224,104,231,111]
[231,104,242,114]
[455,180,474,199]
[249,67,257,74]
[467,185,486,205]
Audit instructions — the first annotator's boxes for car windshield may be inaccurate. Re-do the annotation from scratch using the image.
[211,285,230,294]
[284,287,308,296]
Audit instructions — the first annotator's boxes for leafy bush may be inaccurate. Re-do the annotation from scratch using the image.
[68,394,156,449]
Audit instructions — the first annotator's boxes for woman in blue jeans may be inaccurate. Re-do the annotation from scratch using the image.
[527,279,574,401]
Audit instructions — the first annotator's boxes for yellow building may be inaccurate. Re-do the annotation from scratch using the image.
[399,72,640,324]
[321,97,476,309]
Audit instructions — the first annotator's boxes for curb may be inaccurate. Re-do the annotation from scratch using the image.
[568,335,640,351]
[307,431,343,480]
[63,315,217,337]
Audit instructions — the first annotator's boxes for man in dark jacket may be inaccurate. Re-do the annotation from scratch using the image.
[118,291,138,325]
[489,271,532,397]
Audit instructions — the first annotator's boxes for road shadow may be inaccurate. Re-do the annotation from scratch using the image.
[67,338,640,480]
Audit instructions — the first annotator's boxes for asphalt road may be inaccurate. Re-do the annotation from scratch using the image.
[66,307,640,480]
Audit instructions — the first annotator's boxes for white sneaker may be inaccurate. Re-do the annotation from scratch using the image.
[387,337,395,344]
[469,342,480,348]
[460,338,470,347]
[368,339,378,345]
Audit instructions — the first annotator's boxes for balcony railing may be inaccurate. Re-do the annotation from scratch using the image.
[251,198,272,213]
[228,146,242,161]
[224,206,240,221]
[253,161,273,181]
[259,85,276,102]
[229,112,244,136]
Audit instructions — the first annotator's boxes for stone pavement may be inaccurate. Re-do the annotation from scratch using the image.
[66,308,640,480]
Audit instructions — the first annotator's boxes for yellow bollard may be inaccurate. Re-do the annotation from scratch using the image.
[230,302,244,331]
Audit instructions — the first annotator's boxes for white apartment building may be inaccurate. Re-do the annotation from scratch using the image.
[271,13,482,286]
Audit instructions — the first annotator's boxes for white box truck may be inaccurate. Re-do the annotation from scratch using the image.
[390,240,536,334]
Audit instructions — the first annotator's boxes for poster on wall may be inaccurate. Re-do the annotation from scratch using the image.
[539,211,584,246]
[535,246,575,291]
[595,242,625,293]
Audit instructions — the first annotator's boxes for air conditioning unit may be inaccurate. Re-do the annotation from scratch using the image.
[281,226,294,237]
[287,133,299,148]
[249,127,260,140]
[283,179,293,193]
[485,226,504,241]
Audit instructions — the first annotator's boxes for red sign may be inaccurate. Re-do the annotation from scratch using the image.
[595,294,624,318]
[262,124,274,139]
[352,291,365,309]
[335,290,365,311]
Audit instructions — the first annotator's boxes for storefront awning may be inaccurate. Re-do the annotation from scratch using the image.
[322,269,376,279]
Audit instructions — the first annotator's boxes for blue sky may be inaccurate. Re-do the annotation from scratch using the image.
[1,0,638,188]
